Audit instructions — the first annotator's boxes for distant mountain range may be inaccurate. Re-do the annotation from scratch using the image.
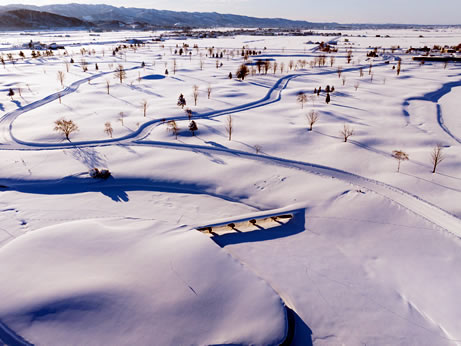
[0,9,87,30]
[0,3,458,30]
[0,4,326,30]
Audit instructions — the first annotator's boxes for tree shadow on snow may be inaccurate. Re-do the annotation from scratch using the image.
[11,100,21,108]
[70,146,106,169]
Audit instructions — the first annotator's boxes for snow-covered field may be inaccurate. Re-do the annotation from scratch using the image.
[1,28,461,345]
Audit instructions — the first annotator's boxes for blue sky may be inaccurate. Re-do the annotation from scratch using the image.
[7,0,461,24]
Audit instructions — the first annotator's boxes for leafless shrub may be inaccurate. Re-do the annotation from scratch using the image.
[330,56,335,67]
[306,110,319,131]
[392,150,409,172]
[297,91,307,109]
[207,85,212,99]
[80,59,88,72]
[340,124,354,142]
[57,71,65,87]
[104,122,113,138]
[193,84,199,105]
[430,144,444,173]
[225,115,233,141]
[167,120,179,139]
[142,100,148,117]
[54,118,78,140]
[114,64,126,83]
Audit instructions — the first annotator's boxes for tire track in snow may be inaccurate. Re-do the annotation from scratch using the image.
[3,63,384,150]
[0,66,140,146]
[1,61,459,239]
[131,140,461,240]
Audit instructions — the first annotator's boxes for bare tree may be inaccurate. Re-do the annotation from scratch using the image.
[354,81,360,91]
[347,50,353,64]
[172,59,177,74]
[57,71,65,87]
[142,100,148,117]
[106,80,110,94]
[225,115,233,141]
[337,66,343,78]
[254,144,262,154]
[430,144,444,173]
[359,67,364,77]
[104,122,113,138]
[119,112,125,126]
[80,59,88,72]
[330,56,335,67]
[306,110,319,131]
[392,150,409,172]
[342,75,346,86]
[114,64,126,83]
[340,124,354,142]
[397,60,402,76]
[193,85,199,106]
[54,118,78,140]
[297,91,307,109]
[207,85,212,99]
[167,120,179,139]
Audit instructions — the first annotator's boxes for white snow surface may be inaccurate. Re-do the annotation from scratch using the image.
[1,28,461,345]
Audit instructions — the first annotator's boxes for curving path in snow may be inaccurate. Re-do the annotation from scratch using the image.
[403,77,461,144]
[133,140,461,239]
[2,63,385,150]
[1,61,461,242]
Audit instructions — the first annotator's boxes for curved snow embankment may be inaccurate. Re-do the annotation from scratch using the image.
[403,78,461,144]
[438,85,461,144]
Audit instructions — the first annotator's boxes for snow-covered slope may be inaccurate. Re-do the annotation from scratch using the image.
[1,28,461,345]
